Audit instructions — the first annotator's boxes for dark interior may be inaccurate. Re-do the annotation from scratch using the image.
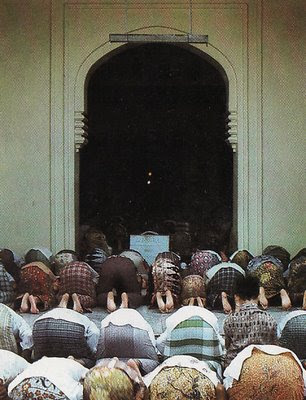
[80,43,233,254]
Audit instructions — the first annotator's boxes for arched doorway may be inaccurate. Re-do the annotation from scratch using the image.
[79,43,233,255]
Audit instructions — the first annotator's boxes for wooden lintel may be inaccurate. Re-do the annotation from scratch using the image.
[109,33,208,44]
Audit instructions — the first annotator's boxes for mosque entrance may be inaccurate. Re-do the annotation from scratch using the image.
[79,43,233,256]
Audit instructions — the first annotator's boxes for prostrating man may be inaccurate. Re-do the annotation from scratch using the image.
[0,303,33,361]
[8,357,88,400]
[156,305,224,379]
[0,349,29,400]
[32,307,99,368]
[96,308,159,375]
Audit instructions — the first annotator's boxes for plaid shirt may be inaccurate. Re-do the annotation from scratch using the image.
[0,264,15,304]
[59,262,96,300]
[207,266,243,307]
[33,318,93,360]
[158,315,224,379]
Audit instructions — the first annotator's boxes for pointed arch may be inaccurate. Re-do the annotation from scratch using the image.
[74,27,238,152]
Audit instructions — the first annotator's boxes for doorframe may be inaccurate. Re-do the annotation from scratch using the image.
[50,2,263,255]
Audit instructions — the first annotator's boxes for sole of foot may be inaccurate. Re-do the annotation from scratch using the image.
[196,297,205,308]
[29,295,40,314]
[20,293,30,313]
[156,292,166,313]
[259,287,269,309]
[280,289,292,310]
[72,293,84,313]
[120,292,129,308]
[221,292,232,314]
[107,291,117,313]
[165,290,174,312]
[58,293,69,308]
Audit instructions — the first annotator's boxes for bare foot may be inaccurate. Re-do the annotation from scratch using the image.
[165,290,174,313]
[215,383,228,400]
[127,359,141,376]
[58,293,69,308]
[72,293,83,313]
[303,290,306,310]
[258,286,268,309]
[107,291,117,313]
[29,295,40,314]
[280,289,292,310]
[188,297,195,306]
[196,297,205,308]
[221,292,232,314]
[20,293,30,313]
[120,292,129,308]
[156,291,166,313]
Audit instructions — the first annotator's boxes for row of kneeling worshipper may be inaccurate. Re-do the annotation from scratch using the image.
[0,284,306,400]
[0,243,305,315]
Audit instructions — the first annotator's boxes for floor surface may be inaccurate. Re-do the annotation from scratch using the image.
[20,305,299,336]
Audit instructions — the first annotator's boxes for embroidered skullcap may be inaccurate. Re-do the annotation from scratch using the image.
[83,365,134,400]
[263,245,290,270]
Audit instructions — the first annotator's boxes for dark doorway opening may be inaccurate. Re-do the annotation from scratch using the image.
[80,43,233,255]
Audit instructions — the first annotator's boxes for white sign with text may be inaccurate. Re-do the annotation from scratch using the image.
[130,234,169,265]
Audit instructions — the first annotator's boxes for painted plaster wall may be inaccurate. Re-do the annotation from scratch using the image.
[0,0,51,254]
[262,0,306,256]
[0,0,305,257]
[53,0,251,254]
